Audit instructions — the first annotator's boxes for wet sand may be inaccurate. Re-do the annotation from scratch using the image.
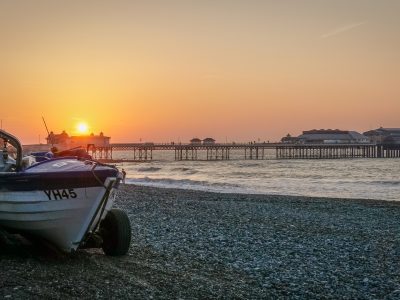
[1,185,400,299]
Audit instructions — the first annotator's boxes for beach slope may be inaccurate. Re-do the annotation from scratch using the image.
[1,185,400,298]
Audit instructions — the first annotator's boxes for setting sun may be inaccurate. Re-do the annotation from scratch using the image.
[76,122,89,135]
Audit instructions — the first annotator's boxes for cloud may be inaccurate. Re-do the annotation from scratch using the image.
[321,22,366,39]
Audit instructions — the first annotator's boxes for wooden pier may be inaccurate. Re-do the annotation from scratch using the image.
[87,142,400,161]
[276,144,377,159]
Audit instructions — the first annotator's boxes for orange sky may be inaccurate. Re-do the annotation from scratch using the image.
[1,0,399,144]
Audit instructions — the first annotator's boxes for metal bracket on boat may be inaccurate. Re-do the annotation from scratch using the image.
[89,162,120,192]
[80,179,116,249]
[90,162,108,190]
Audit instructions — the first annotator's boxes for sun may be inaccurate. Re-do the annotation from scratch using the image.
[76,122,89,135]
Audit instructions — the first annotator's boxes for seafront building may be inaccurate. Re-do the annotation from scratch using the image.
[46,131,111,150]
[298,129,369,144]
[281,134,298,144]
[190,138,202,145]
[190,137,216,145]
[363,127,400,145]
[281,129,369,144]
[202,138,216,145]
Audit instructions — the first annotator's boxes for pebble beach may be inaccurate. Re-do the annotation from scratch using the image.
[1,185,400,299]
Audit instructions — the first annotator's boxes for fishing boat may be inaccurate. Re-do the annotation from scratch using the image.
[0,129,131,255]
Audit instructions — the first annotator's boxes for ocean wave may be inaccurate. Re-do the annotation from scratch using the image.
[137,167,162,172]
[171,167,192,172]
[126,176,241,190]
[170,167,198,174]
[330,179,400,186]
[367,180,400,186]
[236,162,262,168]
[294,174,325,180]
[229,171,254,177]
[185,170,198,175]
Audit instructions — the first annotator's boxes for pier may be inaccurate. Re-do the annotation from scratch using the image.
[276,144,377,159]
[87,143,400,161]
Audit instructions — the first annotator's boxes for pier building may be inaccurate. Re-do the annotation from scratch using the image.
[203,138,216,145]
[190,138,202,145]
[46,131,112,159]
[281,134,299,144]
[363,127,400,144]
[296,129,369,144]
[47,131,110,148]
[46,130,70,148]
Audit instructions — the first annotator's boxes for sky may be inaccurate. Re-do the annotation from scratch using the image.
[0,0,399,144]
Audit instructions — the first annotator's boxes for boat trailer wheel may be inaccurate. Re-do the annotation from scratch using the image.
[100,208,131,256]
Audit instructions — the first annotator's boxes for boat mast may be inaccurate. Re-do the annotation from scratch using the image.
[42,116,53,147]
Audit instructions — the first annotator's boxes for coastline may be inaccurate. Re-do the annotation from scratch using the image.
[1,185,400,298]
[123,182,400,204]
[119,157,400,201]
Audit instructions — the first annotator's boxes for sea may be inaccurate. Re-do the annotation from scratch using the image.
[113,150,400,201]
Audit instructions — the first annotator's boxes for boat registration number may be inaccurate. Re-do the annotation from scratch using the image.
[44,189,77,200]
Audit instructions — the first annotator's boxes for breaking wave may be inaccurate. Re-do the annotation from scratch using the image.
[171,167,192,172]
[126,177,243,193]
[368,180,400,186]
[170,167,198,175]
[137,167,162,172]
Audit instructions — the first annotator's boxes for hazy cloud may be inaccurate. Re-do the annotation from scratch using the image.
[321,22,366,38]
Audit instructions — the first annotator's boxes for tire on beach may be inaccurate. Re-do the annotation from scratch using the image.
[100,208,131,256]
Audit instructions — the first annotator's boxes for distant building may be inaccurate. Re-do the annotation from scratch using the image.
[70,132,110,148]
[363,127,400,144]
[382,135,400,146]
[190,138,202,145]
[47,131,110,150]
[47,130,69,147]
[297,129,369,144]
[280,134,299,144]
[203,138,216,145]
